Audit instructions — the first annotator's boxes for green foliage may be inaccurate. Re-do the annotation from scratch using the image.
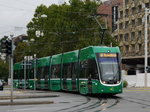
[0,59,8,81]
[14,42,29,62]
[123,80,128,88]
[14,0,118,60]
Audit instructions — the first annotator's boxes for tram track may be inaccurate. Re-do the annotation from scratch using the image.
[53,95,120,112]
[73,97,103,112]
[53,96,91,112]
[93,97,119,112]
[121,96,150,107]
[74,96,119,112]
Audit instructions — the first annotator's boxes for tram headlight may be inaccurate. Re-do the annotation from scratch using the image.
[102,81,106,84]
[117,81,120,84]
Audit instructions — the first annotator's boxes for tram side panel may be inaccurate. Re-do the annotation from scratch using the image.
[36,56,50,90]
[61,50,79,92]
[79,47,98,94]
[49,54,62,91]
[79,46,122,95]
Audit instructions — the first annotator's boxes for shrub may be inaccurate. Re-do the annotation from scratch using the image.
[123,80,128,88]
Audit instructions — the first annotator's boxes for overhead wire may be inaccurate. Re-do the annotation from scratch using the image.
[0,3,34,12]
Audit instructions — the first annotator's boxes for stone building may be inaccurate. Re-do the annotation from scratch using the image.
[113,0,150,74]
[97,0,123,31]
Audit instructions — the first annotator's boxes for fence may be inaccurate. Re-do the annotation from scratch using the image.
[122,73,150,87]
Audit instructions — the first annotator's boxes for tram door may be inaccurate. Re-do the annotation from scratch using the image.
[44,66,49,90]
[63,76,67,90]
[88,75,92,94]
[44,76,48,89]
[36,67,41,89]
[62,64,67,90]
[72,63,77,91]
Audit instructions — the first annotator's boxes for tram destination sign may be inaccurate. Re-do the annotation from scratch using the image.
[97,53,117,58]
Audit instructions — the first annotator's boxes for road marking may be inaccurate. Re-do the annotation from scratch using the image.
[13,108,35,111]
[4,91,22,94]
[124,89,150,92]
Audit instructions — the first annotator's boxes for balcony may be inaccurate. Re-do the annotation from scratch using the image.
[131,2,135,7]
[144,0,149,3]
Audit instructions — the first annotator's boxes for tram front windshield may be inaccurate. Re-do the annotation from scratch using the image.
[97,53,121,84]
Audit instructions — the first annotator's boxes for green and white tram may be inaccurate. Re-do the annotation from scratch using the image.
[14,46,122,95]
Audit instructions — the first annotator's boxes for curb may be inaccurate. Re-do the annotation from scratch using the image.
[0,101,54,106]
[0,95,59,100]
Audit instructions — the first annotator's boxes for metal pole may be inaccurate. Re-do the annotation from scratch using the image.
[10,35,14,103]
[24,56,26,90]
[9,56,11,85]
[34,54,36,90]
[144,8,148,87]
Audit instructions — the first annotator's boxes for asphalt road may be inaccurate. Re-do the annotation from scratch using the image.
[0,88,150,112]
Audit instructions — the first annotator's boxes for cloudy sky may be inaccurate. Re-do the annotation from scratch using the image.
[0,0,106,38]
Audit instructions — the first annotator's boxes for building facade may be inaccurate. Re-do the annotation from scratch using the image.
[113,0,150,73]
[97,0,123,31]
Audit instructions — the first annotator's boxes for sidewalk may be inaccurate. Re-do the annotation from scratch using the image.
[0,87,59,106]
[123,87,150,92]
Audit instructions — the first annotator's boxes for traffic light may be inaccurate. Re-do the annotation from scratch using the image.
[1,39,12,55]
[146,66,150,72]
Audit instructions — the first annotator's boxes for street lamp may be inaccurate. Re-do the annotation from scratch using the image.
[24,56,27,90]
[144,8,150,87]
[35,14,47,38]
[10,34,14,103]
[34,54,36,90]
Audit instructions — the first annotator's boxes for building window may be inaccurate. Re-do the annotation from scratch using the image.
[132,7,136,15]
[125,45,129,52]
[135,44,138,51]
[119,23,123,29]
[119,34,123,41]
[120,11,123,19]
[131,44,135,51]
[125,21,129,28]
[138,31,142,39]
[125,9,129,17]
[132,19,135,27]
[138,5,142,13]
[145,3,149,8]
[131,32,135,40]
[124,33,129,41]
[138,18,142,25]
[125,0,129,5]
[138,44,142,51]
[115,36,118,41]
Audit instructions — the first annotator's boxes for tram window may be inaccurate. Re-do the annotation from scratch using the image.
[41,66,49,78]
[37,67,42,79]
[63,63,72,78]
[62,63,77,79]
[14,70,18,79]
[20,69,24,79]
[38,66,49,79]
[29,68,34,79]
[80,59,98,79]
[26,67,30,79]
[72,63,77,79]
[51,64,61,78]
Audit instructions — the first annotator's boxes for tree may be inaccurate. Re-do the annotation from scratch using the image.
[14,42,29,62]
[23,0,118,58]
[0,59,8,81]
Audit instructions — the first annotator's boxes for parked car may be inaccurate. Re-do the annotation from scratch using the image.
[0,80,4,90]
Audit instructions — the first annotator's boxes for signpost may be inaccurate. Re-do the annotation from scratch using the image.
[10,35,14,103]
